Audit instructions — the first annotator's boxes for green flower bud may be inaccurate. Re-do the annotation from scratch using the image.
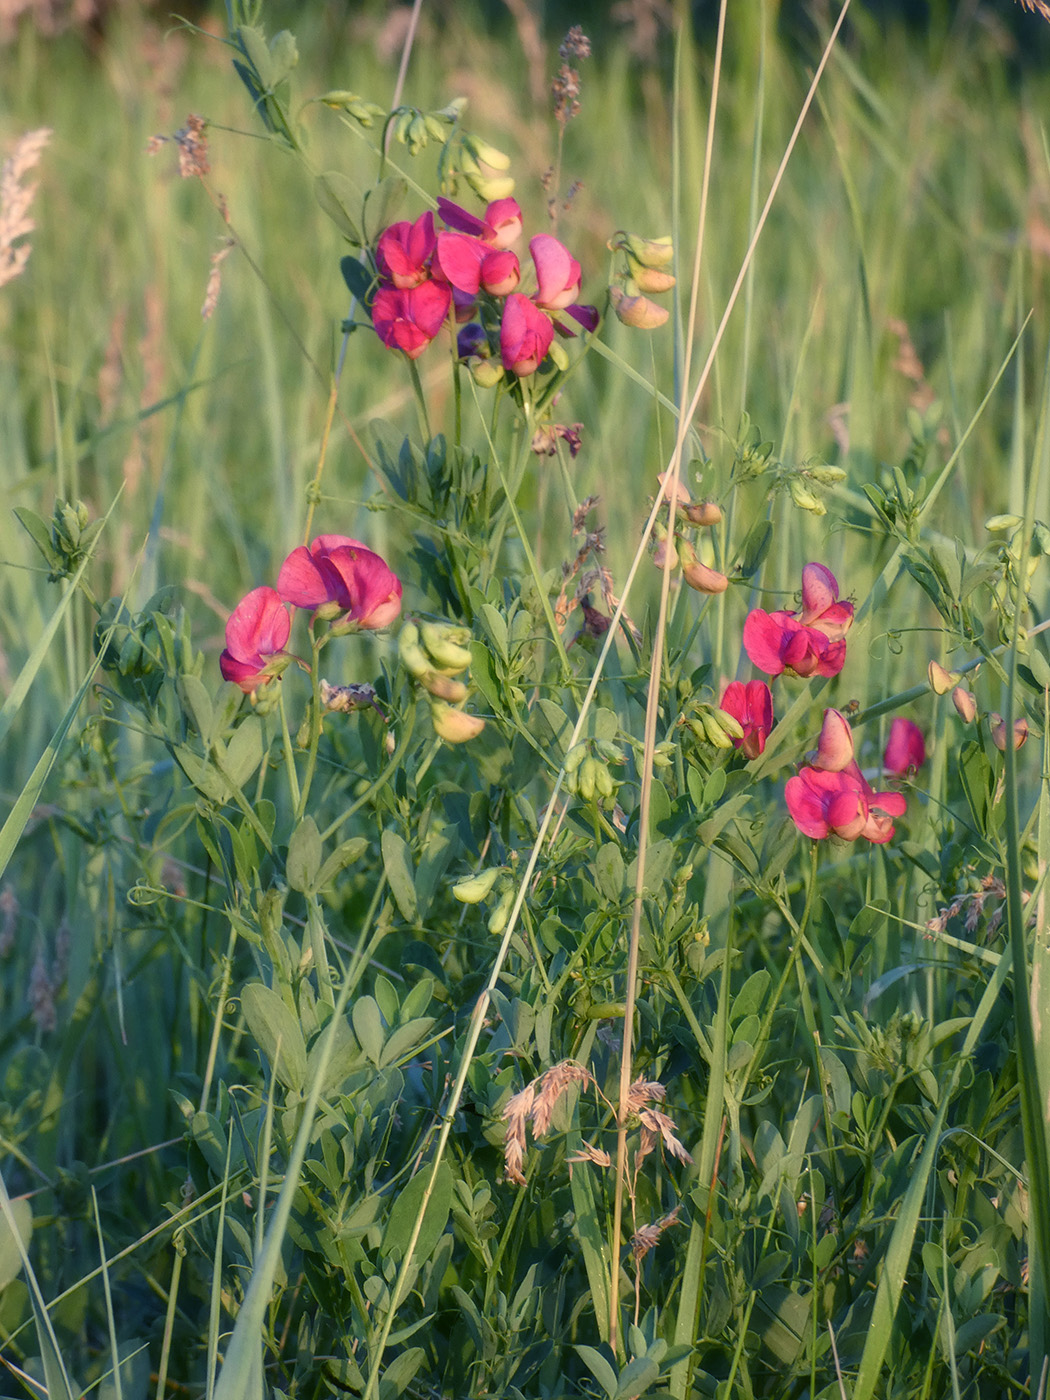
[420,620,473,674]
[398,621,432,678]
[452,867,503,903]
[468,355,504,389]
[788,476,826,515]
[610,233,674,269]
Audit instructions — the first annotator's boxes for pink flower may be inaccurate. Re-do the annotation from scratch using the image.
[786,710,907,843]
[743,610,846,678]
[372,280,452,359]
[500,292,554,375]
[220,586,292,693]
[277,535,402,630]
[744,563,853,678]
[435,232,520,297]
[375,212,437,289]
[437,195,523,248]
[884,717,925,775]
[800,563,854,641]
[530,234,582,310]
[719,680,774,759]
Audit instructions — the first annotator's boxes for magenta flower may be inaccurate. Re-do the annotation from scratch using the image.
[884,717,925,775]
[435,232,520,298]
[375,212,438,289]
[744,563,853,678]
[220,586,292,693]
[799,563,854,641]
[530,234,582,311]
[743,610,846,678]
[437,195,523,248]
[277,535,402,630]
[372,280,452,359]
[500,292,554,375]
[719,680,774,759]
[786,709,907,843]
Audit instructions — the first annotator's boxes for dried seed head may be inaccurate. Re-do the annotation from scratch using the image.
[0,127,52,289]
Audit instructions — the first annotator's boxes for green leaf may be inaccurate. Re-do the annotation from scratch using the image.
[378,1347,426,1400]
[240,983,308,1094]
[478,603,509,662]
[315,172,364,244]
[613,1354,661,1400]
[13,506,58,569]
[576,1345,618,1398]
[737,518,773,577]
[352,996,385,1066]
[315,836,369,890]
[363,176,408,244]
[286,816,322,894]
[0,1195,31,1290]
[595,843,625,902]
[238,25,274,87]
[381,1161,452,1265]
[381,830,418,922]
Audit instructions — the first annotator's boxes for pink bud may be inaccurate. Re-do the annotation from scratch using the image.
[952,686,977,723]
[990,714,1028,751]
[884,717,925,775]
[928,660,956,695]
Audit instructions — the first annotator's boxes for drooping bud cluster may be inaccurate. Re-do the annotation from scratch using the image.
[563,737,624,805]
[399,619,486,742]
[608,232,675,329]
[650,471,728,595]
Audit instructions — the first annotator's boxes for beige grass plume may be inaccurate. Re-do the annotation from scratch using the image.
[0,127,51,288]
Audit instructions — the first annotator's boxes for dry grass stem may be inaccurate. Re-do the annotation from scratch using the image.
[0,127,51,288]
[1017,0,1050,22]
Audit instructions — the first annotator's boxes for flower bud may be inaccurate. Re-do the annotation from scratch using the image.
[468,355,504,388]
[625,257,676,294]
[788,476,827,515]
[461,134,512,171]
[684,501,723,527]
[398,621,432,678]
[652,524,678,570]
[951,685,977,723]
[422,671,469,702]
[452,867,502,903]
[805,465,848,486]
[610,232,674,269]
[609,285,669,329]
[431,700,486,743]
[679,540,729,595]
[419,620,474,674]
[812,708,855,772]
[928,660,958,695]
[990,713,1028,751]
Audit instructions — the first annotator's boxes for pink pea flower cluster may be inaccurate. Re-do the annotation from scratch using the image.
[785,709,908,844]
[715,562,926,844]
[712,563,854,767]
[370,196,597,374]
[220,535,402,694]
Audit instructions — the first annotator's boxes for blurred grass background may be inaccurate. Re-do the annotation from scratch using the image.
[2,0,1050,1375]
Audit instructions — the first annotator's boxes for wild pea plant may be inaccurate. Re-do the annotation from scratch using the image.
[4,2,1050,1398]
